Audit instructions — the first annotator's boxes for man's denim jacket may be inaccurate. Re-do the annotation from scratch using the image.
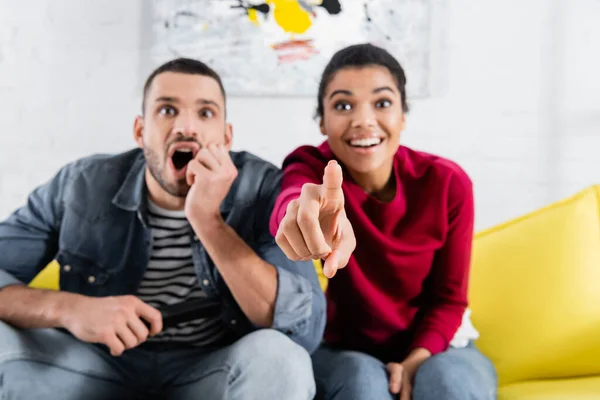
[0,149,326,353]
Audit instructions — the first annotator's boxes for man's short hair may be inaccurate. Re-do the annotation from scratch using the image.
[142,58,226,113]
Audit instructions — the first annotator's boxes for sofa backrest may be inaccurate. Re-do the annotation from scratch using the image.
[469,185,600,385]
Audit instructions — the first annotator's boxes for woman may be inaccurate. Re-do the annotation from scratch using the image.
[270,43,497,400]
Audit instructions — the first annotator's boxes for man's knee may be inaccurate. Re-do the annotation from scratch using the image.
[235,329,313,376]
[0,321,74,361]
[413,348,497,400]
[313,349,392,400]
[0,320,20,338]
[238,329,311,366]
[232,329,315,397]
[0,320,31,358]
[0,359,130,400]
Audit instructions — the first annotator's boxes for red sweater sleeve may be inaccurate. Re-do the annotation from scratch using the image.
[269,148,324,237]
[409,168,475,355]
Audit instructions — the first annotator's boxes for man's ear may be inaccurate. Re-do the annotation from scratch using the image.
[133,116,144,148]
[224,123,233,150]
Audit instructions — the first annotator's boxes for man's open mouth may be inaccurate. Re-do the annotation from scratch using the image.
[172,148,194,170]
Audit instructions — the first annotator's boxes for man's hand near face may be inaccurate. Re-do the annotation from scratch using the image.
[184,143,237,224]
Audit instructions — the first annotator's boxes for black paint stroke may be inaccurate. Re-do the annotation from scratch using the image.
[165,10,199,29]
[231,0,270,15]
[318,0,341,15]
[251,3,270,14]
[363,2,391,40]
[364,2,371,22]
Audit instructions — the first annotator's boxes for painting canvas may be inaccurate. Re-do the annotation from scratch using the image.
[150,0,448,97]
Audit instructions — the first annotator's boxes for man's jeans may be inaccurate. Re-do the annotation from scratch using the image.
[312,342,497,400]
[0,322,315,399]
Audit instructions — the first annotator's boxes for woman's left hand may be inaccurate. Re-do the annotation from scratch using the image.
[387,347,432,399]
[386,362,415,400]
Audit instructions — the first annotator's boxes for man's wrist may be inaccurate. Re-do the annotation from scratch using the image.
[189,212,226,239]
[52,291,80,329]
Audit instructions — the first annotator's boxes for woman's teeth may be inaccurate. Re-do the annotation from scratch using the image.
[349,138,383,147]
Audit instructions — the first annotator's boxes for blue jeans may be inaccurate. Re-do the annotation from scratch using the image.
[312,342,497,400]
[0,322,315,399]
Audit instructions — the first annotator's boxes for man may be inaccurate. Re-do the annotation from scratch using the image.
[0,58,325,399]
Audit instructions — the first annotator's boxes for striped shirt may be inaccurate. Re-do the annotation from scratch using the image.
[137,199,228,346]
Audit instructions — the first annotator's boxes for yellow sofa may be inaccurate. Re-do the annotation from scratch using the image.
[30,185,600,399]
[469,184,600,399]
[28,260,60,290]
[313,185,600,399]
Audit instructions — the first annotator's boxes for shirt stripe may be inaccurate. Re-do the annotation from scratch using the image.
[136,199,227,346]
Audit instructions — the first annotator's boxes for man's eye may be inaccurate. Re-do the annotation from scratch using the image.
[334,103,351,111]
[159,106,176,116]
[200,109,214,118]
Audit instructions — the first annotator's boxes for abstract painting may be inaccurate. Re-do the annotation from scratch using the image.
[150,0,448,97]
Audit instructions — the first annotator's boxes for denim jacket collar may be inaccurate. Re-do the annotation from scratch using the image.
[112,153,146,212]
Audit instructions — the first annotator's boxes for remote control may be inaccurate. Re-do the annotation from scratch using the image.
[143,300,222,329]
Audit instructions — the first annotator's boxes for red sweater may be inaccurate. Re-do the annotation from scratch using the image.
[270,142,474,360]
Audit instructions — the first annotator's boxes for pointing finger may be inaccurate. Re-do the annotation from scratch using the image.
[320,161,344,212]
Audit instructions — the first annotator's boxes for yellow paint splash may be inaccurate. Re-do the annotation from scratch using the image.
[267,0,313,34]
[247,8,260,26]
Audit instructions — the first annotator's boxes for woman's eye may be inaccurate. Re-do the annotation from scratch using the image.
[158,106,176,116]
[200,109,214,118]
[334,103,352,111]
[376,99,392,108]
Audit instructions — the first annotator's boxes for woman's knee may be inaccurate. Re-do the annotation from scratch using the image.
[413,347,497,400]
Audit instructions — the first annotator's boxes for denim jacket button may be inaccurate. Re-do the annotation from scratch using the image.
[88,275,96,284]
[230,319,237,325]
[63,265,71,272]
[193,235,198,241]
[202,279,209,286]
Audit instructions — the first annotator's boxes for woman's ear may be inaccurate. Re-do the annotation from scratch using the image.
[399,112,407,132]
[319,118,326,136]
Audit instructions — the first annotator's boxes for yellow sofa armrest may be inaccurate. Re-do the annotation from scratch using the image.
[28,260,60,290]
[313,259,328,292]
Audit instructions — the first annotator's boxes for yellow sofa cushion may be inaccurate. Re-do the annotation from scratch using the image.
[469,185,600,386]
[499,375,600,400]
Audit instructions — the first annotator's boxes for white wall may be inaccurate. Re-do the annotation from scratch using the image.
[0,0,144,217]
[1,0,599,231]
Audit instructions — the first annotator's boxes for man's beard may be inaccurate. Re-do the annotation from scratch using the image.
[144,146,189,198]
